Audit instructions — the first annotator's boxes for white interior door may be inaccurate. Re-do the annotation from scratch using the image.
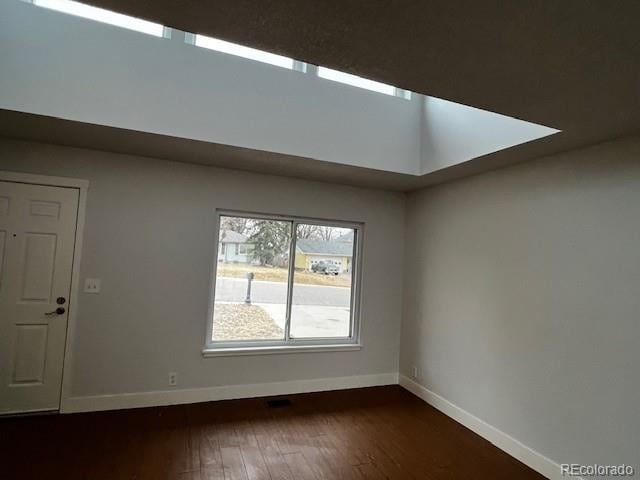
[0,180,79,414]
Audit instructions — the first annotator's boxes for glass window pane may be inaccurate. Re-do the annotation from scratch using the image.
[317,67,396,96]
[194,35,294,70]
[212,216,292,342]
[290,225,356,339]
[32,0,166,37]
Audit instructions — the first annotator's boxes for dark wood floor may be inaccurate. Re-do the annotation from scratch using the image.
[0,386,544,480]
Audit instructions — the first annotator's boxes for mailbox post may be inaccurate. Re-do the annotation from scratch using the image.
[245,272,255,305]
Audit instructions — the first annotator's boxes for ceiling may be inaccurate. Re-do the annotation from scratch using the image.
[3,0,639,191]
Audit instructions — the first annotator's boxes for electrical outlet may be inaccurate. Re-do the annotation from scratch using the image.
[412,366,419,379]
[84,278,101,294]
[168,372,177,386]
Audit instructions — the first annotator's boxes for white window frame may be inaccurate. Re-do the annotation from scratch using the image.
[203,210,363,356]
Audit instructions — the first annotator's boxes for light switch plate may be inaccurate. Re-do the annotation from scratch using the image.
[84,278,101,294]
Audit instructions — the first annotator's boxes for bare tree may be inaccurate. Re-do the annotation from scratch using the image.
[221,216,250,235]
[296,224,338,241]
[317,226,336,241]
[297,224,320,239]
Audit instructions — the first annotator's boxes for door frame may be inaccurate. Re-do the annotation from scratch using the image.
[0,170,88,413]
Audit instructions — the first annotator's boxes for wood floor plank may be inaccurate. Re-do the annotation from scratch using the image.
[220,446,250,480]
[198,425,223,467]
[0,386,545,480]
[282,452,319,480]
[201,465,226,480]
[240,445,271,480]
[298,438,339,479]
[259,444,295,480]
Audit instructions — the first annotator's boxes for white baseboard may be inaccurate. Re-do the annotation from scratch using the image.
[61,372,398,414]
[62,372,572,480]
[398,375,575,480]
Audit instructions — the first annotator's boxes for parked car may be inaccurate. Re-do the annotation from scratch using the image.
[311,261,340,275]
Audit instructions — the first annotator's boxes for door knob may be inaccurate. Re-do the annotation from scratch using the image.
[45,307,66,316]
[56,297,66,305]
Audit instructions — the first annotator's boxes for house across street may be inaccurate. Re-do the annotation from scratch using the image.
[295,235,354,273]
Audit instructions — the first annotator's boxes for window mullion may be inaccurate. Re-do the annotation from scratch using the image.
[283,221,297,342]
[349,229,358,338]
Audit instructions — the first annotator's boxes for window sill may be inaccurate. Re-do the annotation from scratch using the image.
[202,344,362,358]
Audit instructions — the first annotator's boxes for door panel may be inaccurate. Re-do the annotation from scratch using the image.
[0,180,79,414]
[20,233,58,302]
[29,200,61,219]
[12,324,48,384]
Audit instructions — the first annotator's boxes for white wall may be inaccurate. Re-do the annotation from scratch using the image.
[402,136,640,472]
[0,138,405,399]
[0,0,422,175]
[420,96,559,174]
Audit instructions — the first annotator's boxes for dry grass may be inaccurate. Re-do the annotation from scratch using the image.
[212,303,283,341]
[216,263,351,287]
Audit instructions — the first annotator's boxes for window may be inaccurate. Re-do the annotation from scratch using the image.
[184,33,410,99]
[317,66,411,99]
[183,31,411,99]
[207,212,361,353]
[30,0,168,37]
[238,244,253,255]
[189,34,295,70]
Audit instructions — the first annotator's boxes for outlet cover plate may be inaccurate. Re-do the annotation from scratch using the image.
[84,278,101,294]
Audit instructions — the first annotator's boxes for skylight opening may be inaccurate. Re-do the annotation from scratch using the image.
[30,0,167,37]
[193,34,295,70]
[317,67,398,97]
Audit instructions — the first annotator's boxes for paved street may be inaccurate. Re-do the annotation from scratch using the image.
[214,276,350,307]
[258,304,350,337]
